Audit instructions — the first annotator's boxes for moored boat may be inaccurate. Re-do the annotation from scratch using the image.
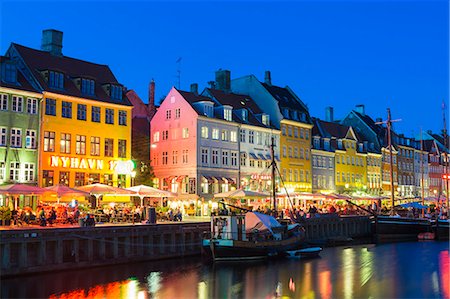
[373,215,432,242]
[432,219,449,240]
[202,212,305,261]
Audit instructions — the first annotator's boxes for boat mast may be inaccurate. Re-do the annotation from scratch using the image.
[386,109,395,214]
[443,101,449,218]
[271,136,277,212]
[420,128,424,218]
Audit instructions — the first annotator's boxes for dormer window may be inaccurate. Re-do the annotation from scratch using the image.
[324,139,330,150]
[110,84,122,100]
[2,62,17,83]
[224,107,232,121]
[283,108,289,118]
[81,78,95,96]
[359,143,363,152]
[241,109,248,121]
[262,114,270,126]
[338,139,343,149]
[203,103,214,117]
[49,71,64,89]
[292,110,298,120]
[313,137,320,149]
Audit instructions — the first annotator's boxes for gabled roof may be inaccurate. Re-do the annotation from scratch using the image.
[0,56,40,93]
[10,43,131,106]
[261,83,312,124]
[177,89,212,105]
[206,88,263,114]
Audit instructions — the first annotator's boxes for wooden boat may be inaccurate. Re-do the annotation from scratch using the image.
[202,212,306,261]
[373,215,432,242]
[432,219,449,240]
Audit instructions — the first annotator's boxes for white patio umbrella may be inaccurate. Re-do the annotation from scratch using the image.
[76,183,137,207]
[214,189,269,199]
[0,183,46,209]
[126,185,176,206]
[43,184,90,203]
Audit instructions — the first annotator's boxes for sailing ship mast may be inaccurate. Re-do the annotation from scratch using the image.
[376,108,401,214]
[442,101,449,218]
[420,128,425,218]
[270,136,277,212]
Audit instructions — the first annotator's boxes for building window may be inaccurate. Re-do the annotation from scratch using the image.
[305,130,309,140]
[162,130,169,140]
[76,135,86,155]
[175,108,181,119]
[212,149,219,165]
[81,78,95,95]
[153,132,160,142]
[221,130,228,141]
[118,139,127,158]
[162,152,168,165]
[49,71,64,89]
[45,98,56,116]
[222,150,229,166]
[89,173,100,184]
[75,172,85,187]
[58,171,69,186]
[105,138,114,157]
[249,131,254,144]
[104,173,113,186]
[0,162,5,181]
[0,94,7,111]
[230,131,237,142]
[42,170,54,187]
[105,108,114,124]
[119,110,127,126]
[201,126,209,138]
[10,128,22,148]
[282,146,286,158]
[201,148,209,165]
[4,63,16,83]
[61,101,72,118]
[60,133,71,154]
[166,110,171,120]
[77,104,87,120]
[117,174,126,188]
[12,96,23,112]
[23,163,34,182]
[92,106,101,122]
[212,128,219,140]
[27,98,38,114]
[9,162,20,181]
[90,136,100,156]
[240,129,246,143]
[44,131,55,152]
[172,150,178,164]
[182,128,189,138]
[0,128,6,146]
[231,151,238,166]
[224,108,232,121]
[182,150,188,164]
[240,152,247,166]
[110,85,122,100]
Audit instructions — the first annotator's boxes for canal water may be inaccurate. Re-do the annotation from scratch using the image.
[2,241,449,299]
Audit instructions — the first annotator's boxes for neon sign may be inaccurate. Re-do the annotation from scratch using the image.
[49,156,135,174]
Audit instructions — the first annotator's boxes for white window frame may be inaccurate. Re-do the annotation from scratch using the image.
[182,128,189,138]
[212,128,219,140]
[0,127,7,146]
[0,93,8,111]
[27,98,38,114]
[230,131,237,142]
[9,161,20,182]
[201,126,209,139]
[12,96,23,112]
[25,130,37,149]
[23,163,35,182]
[201,148,209,165]
[10,128,22,147]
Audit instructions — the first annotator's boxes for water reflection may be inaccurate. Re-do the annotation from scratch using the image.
[2,242,448,299]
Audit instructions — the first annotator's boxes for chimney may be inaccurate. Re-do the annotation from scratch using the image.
[325,106,334,122]
[355,104,365,115]
[148,79,155,112]
[41,29,63,56]
[264,71,272,85]
[190,83,198,95]
[215,69,231,92]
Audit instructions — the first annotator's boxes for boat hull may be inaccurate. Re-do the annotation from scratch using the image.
[373,216,432,242]
[203,234,304,261]
[432,219,449,240]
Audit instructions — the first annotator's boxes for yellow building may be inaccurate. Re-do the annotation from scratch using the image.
[367,152,382,195]
[9,32,134,201]
[280,120,313,192]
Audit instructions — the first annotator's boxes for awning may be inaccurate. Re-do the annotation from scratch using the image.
[202,176,214,183]
[265,154,272,160]
[176,175,186,183]
[223,177,236,184]
[258,153,267,160]
[275,156,280,161]
[249,153,258,160]
[214,177,225,183]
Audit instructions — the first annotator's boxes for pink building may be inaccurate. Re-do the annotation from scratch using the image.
[150,86,240,201]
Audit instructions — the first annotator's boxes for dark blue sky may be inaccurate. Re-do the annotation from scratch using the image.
[1,0,448,136]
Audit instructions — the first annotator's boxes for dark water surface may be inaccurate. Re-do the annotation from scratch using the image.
[2,241,449,299]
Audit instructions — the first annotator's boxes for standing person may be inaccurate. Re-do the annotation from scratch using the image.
[38,207,46,227]
[47,207,57,226]
[11,208,19,226]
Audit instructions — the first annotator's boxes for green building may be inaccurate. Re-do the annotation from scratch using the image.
[0,55,42,207]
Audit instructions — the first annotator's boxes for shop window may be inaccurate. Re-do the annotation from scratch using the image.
[59,171,70,186]
[43,170,54,187]
[103,173,113,186]
[117,174,126,188]
[75,172,85,187]
[89,173,100,184]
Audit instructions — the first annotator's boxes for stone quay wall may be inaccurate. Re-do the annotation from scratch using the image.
[0,222,210,277]
[0,216,373,277]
